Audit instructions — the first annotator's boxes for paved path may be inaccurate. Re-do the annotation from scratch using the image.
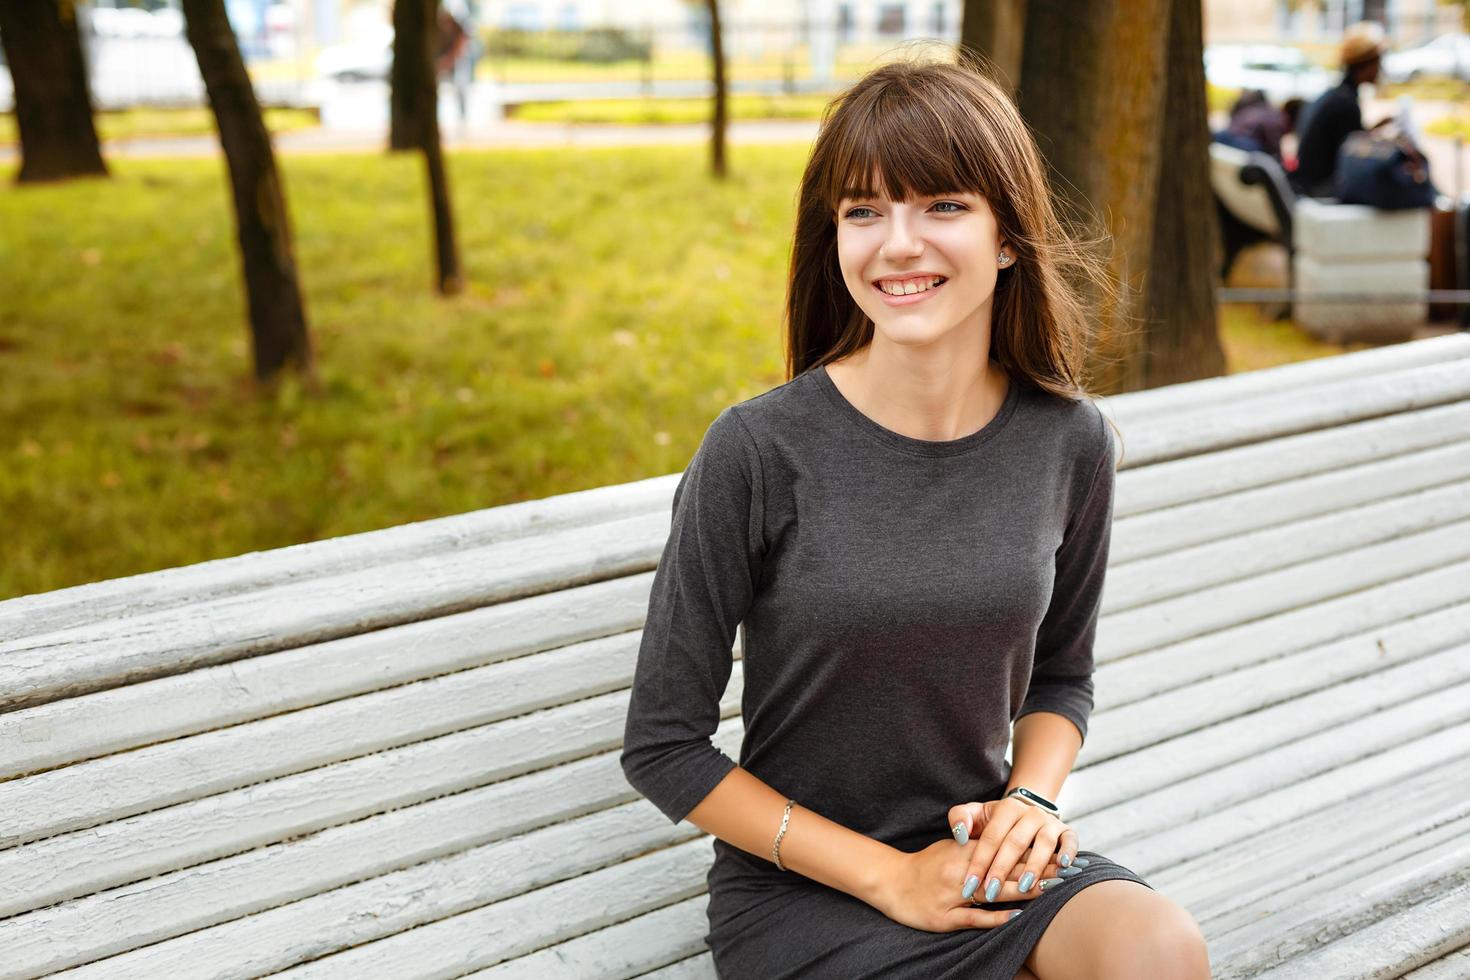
[4,94,1464,196]
[0,117,821,162]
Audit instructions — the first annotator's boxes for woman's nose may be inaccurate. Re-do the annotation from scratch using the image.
[881,215,924,257]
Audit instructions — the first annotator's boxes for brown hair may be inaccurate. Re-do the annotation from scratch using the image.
[783,48,1123,425]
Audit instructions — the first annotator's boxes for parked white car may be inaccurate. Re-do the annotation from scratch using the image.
[1382,32,1470,83]
[89,5,182,38]
[1204,43,1335,104]
[314,23,394,82]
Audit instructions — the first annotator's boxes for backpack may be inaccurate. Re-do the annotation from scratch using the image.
[1333,124,1438,209]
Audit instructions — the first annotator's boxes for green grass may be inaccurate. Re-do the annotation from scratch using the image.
[508,93,832,124]
[0,145,1368,600]
[0,106,320,147]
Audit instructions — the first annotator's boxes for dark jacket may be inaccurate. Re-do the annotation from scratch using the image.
[1293,75,1362,197]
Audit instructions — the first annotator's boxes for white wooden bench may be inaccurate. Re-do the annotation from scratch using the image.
[2,333,1469,978]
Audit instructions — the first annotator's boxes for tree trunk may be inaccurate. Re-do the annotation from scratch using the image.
[1018,0,1170,395]
[181,0,313,384]
[958,0,1026,92]
[0,0,107,184]
[1141,0,1225,386]
[707,0,727,178]
[393,0,462,293]
[389,0,428,151]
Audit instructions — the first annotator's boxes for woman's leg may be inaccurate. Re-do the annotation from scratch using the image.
[1021,879,1211,980]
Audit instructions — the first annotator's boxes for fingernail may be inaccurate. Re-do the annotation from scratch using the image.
[1059,853,1072,868]
[1008,910,1022,920]
[1018,871,1036,893]
[962,874,979,899]
[1059,866,1083,878]
[1038,876,1063,891]
[953,822,969,846]
[1073,856,1090,868]
[984,877,1001,902]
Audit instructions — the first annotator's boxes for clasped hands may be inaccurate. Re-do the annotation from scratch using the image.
[875,795,1087,933]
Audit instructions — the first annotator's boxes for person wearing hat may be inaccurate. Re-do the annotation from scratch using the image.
[1291,21,1394,199]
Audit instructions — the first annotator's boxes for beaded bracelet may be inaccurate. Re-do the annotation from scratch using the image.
[772,798,795,870]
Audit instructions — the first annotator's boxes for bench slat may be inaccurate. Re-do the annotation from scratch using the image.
[1117,400,1470,517]
[0,511,669,713]
[1157,759,1470,911]
[1108,331,1470,425]
[1101,561,1470,705]
[464,895,711,980]
[1113,436,1470,563]
[1100,517,1470,656]
[0,576,652,782]
[630,952,718,980]
[55,834,713,980]
[1083,602,1470,768]
[1401,944,1470,979]
[1122,358,1470,466]
[1214,855,1470,978]
[1088,715,1470,873]
[1109,480,1470,613]
[0,480,673,647]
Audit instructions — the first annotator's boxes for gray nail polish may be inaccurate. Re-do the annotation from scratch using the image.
[1038,876,1063,891]
[953,822,969,846]
[1008,910,1022,920]
[1018,871,1036,893]
[962,874,979,899]
[1059,853,1072,868]
[984,877,1001,902]
[1073,856,1090,868]
[1059,866,1083,878]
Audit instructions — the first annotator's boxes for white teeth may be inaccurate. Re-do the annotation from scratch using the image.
[877,276,944,296]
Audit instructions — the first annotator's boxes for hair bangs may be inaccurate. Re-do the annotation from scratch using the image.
[825,88,996,215]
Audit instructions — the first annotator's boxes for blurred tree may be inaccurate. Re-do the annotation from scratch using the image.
[181,0,314,384]
[677,0,728,177]
[958,0,1026,92]
[966,0,1223,393]
[389,0,463,294]
[0,0,107,183]
[707,0,728,178]
[1141,0,1224,386]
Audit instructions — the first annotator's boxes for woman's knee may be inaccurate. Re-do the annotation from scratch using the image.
[1101,901,1210,980]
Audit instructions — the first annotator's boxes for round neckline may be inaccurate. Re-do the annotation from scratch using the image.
[811,362,1022,457]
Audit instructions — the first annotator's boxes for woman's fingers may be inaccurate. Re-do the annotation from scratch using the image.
[964,805,1038,904]
[950,905,1024,930]
[946,802,987,846]
[1056,827,1081,868]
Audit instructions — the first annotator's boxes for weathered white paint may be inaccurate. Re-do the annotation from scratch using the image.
[0,510,672,712]
[0,480,677,646]
[1114,400,1470,517]
[1,336,1468,979]
[1102,331,1469,426]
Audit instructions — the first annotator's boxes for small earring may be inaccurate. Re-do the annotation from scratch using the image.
[998,253,1011,265]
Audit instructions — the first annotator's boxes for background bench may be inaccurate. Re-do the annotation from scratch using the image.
[1208,141,1297,292]
[2,333,1469,978]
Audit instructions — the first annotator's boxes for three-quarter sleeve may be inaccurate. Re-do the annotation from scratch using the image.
[620,406,765,825]
[1015,415,1118,747]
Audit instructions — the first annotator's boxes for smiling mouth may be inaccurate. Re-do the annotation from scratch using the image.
[872,276,949,299]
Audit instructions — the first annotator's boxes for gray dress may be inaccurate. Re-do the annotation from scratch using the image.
[620,364,1153,979]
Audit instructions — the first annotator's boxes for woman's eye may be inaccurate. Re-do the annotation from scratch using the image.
[843,201,966,220]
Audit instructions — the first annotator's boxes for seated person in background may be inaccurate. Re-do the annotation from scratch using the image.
[1213,89,1301,163]
[1292,20,1393,199]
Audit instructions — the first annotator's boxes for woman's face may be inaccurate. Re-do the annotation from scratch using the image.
[834,189,1010,349]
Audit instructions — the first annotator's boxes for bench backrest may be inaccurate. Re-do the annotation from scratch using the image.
[1,334,1468,977]
[1209,140,1291,238]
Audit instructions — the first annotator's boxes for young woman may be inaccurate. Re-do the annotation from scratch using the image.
[620,53,1212,980]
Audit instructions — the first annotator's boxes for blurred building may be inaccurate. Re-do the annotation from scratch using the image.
[1206,0,1464,46]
